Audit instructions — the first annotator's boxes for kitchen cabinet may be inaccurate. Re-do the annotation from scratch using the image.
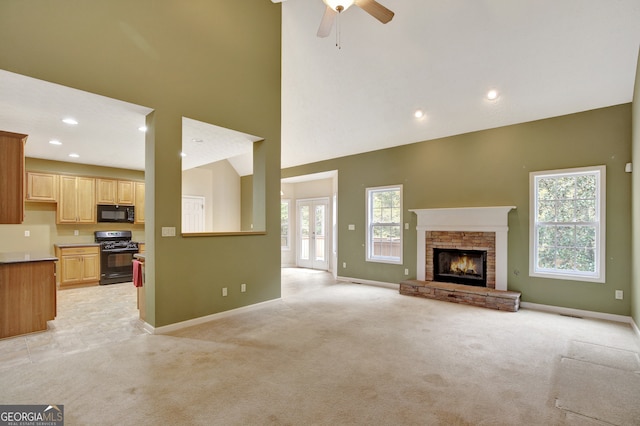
[134,181,145,224]
[0,253,57,339]
[26,171,58,202]
[54,245,100,288]
[0,130,27,224]
[57,175,96,223]
[96,179,135,205]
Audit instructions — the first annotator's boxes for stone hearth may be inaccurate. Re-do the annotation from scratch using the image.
[400,280,521,312]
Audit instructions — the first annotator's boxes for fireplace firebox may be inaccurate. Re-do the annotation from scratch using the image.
[433,248,487,287]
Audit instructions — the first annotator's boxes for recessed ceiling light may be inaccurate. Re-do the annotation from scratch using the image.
[138,126,147,132]
[414,109,425,119]
[49,140,62,145]
[180,152,187,157]
[62,118,78,125]
[68,153,80,158]
[486,90,499,101]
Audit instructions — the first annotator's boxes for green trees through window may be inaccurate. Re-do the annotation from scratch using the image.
[530,166,605,282]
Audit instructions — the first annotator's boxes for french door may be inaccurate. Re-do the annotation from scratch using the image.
[297,198,329,270]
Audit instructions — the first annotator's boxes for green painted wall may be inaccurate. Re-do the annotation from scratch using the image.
[632,49,640,326]
[283,104,632,316]
[0,1,282,327]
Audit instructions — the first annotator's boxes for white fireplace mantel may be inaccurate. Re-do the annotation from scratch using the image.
[409,206,516,291]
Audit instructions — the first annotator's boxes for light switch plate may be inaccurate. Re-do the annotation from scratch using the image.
[348,224,355,230]
[161,227,176,237]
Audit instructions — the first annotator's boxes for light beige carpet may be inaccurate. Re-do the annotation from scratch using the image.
[1,278,639,425]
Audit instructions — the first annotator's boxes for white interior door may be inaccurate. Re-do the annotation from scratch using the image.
[182,195,205,233]
[297,198,329,270]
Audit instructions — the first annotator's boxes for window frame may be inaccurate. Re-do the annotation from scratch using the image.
[529,165,606,283]
[280,199,291,250]
[366,184,403,264]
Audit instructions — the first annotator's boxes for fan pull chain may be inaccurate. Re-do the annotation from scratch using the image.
[336,12,340,49]
[336,6,343,49]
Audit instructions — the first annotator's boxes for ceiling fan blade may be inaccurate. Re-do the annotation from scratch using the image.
[317,6,337,38]
[354,0,394,24]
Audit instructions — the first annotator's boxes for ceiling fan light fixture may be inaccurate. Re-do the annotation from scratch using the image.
[323,0,354,12]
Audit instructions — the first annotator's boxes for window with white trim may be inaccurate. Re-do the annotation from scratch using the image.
[280,200,290,250]
[529,165,605,282]
[366,185,402,264]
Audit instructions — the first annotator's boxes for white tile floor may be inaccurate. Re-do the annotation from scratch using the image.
[0,282,145,370]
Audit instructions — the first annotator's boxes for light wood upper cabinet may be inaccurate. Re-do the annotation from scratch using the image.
[0,131,27,224]
[96,178,135,205]
[117,180,135,205]
[57,176,96,224]
[96,178,117,204]
[26,172,58,202]
[134,181,145,224]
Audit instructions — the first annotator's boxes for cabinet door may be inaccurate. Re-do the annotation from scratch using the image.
[96,179,117,204]
[117,180,135,205]
[57,176,79,223]
[81,253,100,281]
[26,172,58,202]
[77,177,96,223]
[0,131,27,224]
[60,256,83,283]
[134,182,145,224]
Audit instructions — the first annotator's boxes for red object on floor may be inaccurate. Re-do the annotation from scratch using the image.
[133,260,143,287]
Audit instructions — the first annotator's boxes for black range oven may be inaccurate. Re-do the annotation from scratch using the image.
[95,231,139,285]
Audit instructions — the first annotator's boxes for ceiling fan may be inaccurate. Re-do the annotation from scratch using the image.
[271,0,395,38]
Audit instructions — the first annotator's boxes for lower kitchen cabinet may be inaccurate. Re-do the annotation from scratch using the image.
[0,256,57,339]
[54,245,100,288]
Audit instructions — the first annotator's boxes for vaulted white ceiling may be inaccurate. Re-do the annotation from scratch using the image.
[280,0,640,168]
[1,0,639,174]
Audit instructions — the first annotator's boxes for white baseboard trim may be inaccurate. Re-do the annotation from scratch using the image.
[520,302,633,324]
[337,275,399,290]
[142,298,282,335]
[631,318,640,340]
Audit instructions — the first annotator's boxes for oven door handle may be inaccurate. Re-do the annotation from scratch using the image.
[102,248,138,254]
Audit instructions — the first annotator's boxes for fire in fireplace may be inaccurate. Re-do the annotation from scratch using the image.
[433,248,487,287]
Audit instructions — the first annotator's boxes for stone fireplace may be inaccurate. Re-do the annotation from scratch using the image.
[409,206,515,291]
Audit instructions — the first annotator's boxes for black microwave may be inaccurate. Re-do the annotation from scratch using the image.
[97,204,135,223]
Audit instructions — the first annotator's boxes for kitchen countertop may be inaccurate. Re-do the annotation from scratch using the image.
[134,253,145,260]
[54,243,101,248]
[0,251,58,264]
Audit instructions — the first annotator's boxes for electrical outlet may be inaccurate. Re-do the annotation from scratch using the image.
[222,287,228,297]
[404,268,409,275]
[405,223,409,230]
[343,262,347,268]
[615,290,623,300]
[74,230,79,236]
[241,283,246,293]
[24,230,30,237]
